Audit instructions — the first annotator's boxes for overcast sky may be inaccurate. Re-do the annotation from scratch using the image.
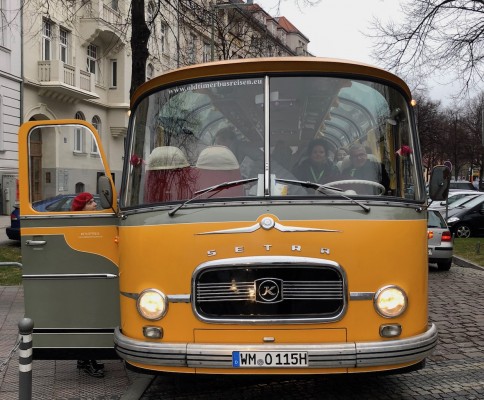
[256,0,458,106]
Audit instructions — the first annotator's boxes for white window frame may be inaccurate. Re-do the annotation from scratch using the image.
[74,112,85,153]
[59,28,69,63]
[42,19,52,61]
[160,23,167,54]
[87,43,100,83]
[0,0,8,48]
[91,116,100,155]
[188,34,197,64]
[203,42,210,63]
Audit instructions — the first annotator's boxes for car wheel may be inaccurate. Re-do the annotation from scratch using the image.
[454,224,472,238]
[437,259,452,271]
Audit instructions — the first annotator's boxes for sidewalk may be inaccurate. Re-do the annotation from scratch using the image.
[0,286,154,400]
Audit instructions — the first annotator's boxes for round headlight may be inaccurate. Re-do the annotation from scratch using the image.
[137,289,168,320]
[374,285,407,318]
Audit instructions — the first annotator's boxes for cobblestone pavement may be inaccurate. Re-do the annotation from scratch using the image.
[141,264,484,399]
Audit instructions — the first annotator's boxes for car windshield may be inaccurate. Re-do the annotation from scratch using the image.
[428,211,446,228]
[453,194,484,209]
[124,74,422,207]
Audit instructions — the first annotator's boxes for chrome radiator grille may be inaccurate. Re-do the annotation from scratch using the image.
[193,262,346,323]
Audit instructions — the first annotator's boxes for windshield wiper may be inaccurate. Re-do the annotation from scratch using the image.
[275,178,371,213]
[168,177,258,217]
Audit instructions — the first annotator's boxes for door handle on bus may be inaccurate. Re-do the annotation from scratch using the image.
[26,240,47,246]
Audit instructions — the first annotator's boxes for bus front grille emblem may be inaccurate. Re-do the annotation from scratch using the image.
[255,278,283,303]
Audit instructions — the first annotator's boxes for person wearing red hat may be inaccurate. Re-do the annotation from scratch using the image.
[71,192,104,376]
[70,192,97,211]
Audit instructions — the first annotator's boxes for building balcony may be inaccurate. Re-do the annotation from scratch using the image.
[37,60,99,102]
[79,2,125,45]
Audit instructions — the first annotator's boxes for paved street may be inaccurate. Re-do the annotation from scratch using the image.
[141,263,484,399]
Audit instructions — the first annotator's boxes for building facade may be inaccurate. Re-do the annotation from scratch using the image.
[0,0,22,214]
[19,0,310,210]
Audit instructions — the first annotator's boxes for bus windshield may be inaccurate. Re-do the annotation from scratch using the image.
[125,75,421,207]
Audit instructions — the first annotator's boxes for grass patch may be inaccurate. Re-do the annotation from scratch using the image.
[453,237,484,266]
[0,244,22,285]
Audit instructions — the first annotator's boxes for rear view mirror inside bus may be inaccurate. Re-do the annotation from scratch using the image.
[428,165,451,201]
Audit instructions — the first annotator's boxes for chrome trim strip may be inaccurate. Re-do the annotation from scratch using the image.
[349,292,375,300]
[22,273,118,280]
[114,324,437,369]
[197,221,340,235]
[120,293,191,303]
[20,213,116,221]
[167,294,191,303]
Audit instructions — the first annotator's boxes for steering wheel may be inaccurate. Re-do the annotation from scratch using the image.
[324,179,386,195]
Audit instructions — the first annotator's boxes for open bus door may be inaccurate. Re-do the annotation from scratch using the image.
[18,120,120,360]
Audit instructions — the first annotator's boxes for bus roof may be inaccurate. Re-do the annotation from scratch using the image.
[131,57,412,108]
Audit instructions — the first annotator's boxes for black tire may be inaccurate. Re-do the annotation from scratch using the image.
[454,224,472,238]
[437,258,452,271]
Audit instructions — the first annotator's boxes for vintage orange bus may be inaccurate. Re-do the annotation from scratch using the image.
[19,57,448,374]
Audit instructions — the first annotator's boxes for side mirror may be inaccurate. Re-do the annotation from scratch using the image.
[98,175,114,209]
[428,165,451,201]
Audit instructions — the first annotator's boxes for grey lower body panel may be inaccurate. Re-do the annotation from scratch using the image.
[114,323,437,369]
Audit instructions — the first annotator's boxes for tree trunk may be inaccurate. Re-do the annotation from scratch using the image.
[130,0,151,98]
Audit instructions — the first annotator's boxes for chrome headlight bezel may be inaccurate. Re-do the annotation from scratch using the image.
[137,288,168,321]
[374,285,407,318]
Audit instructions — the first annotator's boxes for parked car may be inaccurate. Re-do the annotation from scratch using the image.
[5,204,20,241]
[5,195,103,241]
[428,190,482,215]
[427,210,453,271]
[446,195,484,238]
[449,180,476,191]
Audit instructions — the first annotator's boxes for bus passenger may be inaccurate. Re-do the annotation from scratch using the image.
[342,143,390,193]
[71,192,105,378]
[71,192,97,211]
[293,139,340,185]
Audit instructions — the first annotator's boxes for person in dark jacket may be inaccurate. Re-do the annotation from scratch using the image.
[342,143,390,194]
[293,138,340,186]
[71,192,105,378]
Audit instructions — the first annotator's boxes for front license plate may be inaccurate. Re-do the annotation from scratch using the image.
[232,351,308,368]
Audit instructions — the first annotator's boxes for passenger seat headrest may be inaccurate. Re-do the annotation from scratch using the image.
[146,146,190,170]
[196,146,240,170]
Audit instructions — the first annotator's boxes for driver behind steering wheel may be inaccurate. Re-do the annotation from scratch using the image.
[341,143,390,195]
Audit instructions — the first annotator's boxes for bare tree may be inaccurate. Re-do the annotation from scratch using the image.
[371,0,484,98]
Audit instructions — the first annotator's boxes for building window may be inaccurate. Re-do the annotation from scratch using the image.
[87,43,101,84]
[146,63,154,81]
[111,0,118,11]
[0,0,7,48]
[110,59,117,88]
[203,42,210,63]
[91,116,101,154]
[160,23,167,54]
[59,28,69,63]
[42,19,52,60]
[188,34,196,64]
[74,111,85,153]
[147,1,155,23]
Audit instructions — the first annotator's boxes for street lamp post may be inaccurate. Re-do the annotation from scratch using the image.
[210,0,253,62]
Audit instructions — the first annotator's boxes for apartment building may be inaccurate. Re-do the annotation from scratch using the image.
[19,0,310,208]
[0,0,22,214]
